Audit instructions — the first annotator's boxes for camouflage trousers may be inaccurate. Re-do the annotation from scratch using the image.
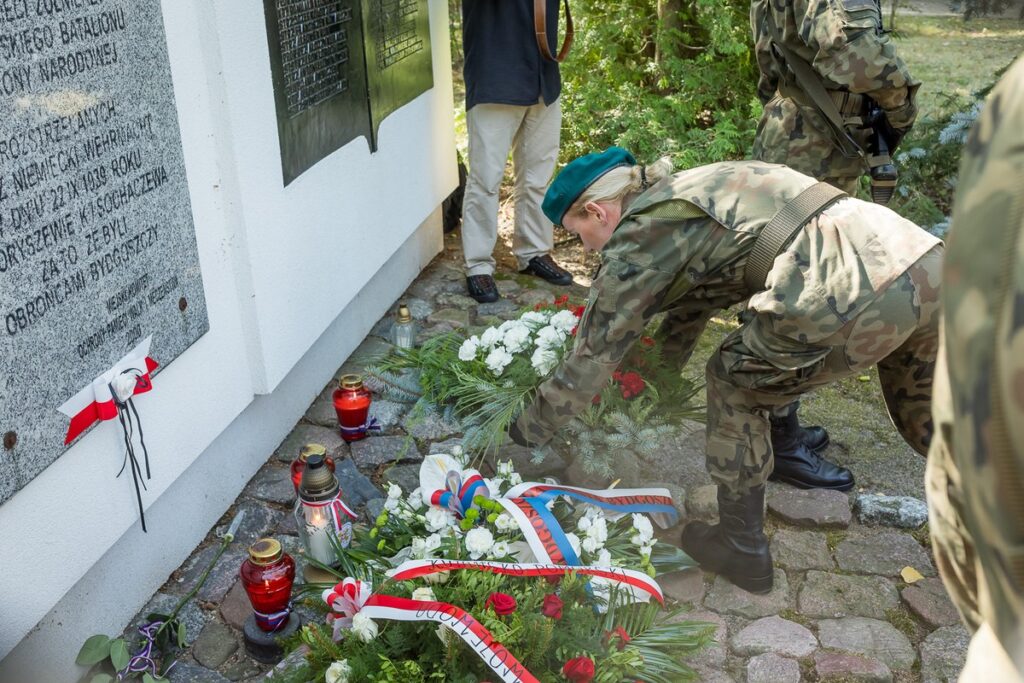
[704,245,943,499]
[753,94,867,195]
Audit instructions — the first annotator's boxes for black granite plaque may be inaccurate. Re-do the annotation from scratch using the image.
[0,0,209,504]
[263,0,432,185]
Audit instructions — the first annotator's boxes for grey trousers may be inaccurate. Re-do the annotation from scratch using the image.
[461,98,561,275]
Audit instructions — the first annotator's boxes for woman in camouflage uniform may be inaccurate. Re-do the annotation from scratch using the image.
[508,148,942,593]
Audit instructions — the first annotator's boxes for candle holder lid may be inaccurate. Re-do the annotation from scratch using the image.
[299,454,340,502]
[339,374,363,391]
[396,304,412,323]
[248,538,283,565]
[298,443,327,463]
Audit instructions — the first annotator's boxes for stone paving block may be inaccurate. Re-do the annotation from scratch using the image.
[798,571,900,619]
[900,577,960,628]
[401,410,460,441]
[704,568,790,618]
[244,466,295,506]
[127,592,209,647]
[685,484,718,518]
[476,298,521,319]
[408,273,465,301]
[382,463,421,494]
[220,656,265,682]
[660,568,706,604]
[767,488,852,528]
[305,385,340,428]
[814,651,893,682]
[168,661,232,683]
[920,624,969,683]
[192,622,239,669]
[335,458,384,508]
[835,531,935,577]
[747,652,801,683]
[855,494,928,529]
[494,278,521,296]
[215,500,284,547]
[518,289,558,308]
[171,545,249,603]
[220,580,251,630]
[335,336,393,379]
[428,307,470,328]
[772,528,834,571]
[730,615,817,657]
[349,435,422,469]
[436,292,479,309]
[817,617,917,670]
[273,423,347,464]
[668,610,727,667]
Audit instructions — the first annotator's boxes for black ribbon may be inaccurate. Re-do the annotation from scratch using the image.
[113,369,152,532]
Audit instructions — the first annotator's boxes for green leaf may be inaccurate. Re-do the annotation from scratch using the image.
[142,673,159,683]
[76,634,111,666]
[177,621,187,648]
[90,674,114,683]
[109,638,129,671]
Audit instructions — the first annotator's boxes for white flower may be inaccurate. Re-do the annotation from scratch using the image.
[485,346,514,376]
[582,536,603,554]
[387,484,403,499]
[412,586,436,602]
[631,533,645,546]
[508,472,523,486]
[577,516,592,532]
[458,336,481,361]
[597,548,613,567]
[640,543,654,559]
[565,532,582,558]
[584,506,604,520]
[502,323,532,353]
[425,507,455,533]
[632,514,654,542]
[549,309,578,333]
[424,570,450,585]
[486,477,505,494]
[408,487,426,509]
[451,444,465,461]
[465,527,495,559]
[351,612,378,642]
[384,497,400,512]
[411,536,429,559]
[325,660,352,683]
[535,325,566,349]
[586,517,608,545]
[490,540,511,558]
[520,311,550,328]
[480,326,502,349]
[399,507,414,522]
[425,533,442,554]
[496,460,516,478]
[531,346,559,376]
[494,513,516,532]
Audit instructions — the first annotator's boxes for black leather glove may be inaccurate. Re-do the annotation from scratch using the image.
[876,114,907,152]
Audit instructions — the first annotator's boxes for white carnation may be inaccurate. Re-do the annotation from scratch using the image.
[325,660,352,683]
[489,540,511,558]
[632,514,654,542]
[565,532,582,558]
[480,326,502,349]
[531,346,559,376]
[465,527,495,559]
[586,517,608,545]
[549,309,579,333]
[520,311,550,327]
[535,325,566,349]
[351,612,378,642]
[425,507,455,533]
[425,533,442,554]
[494,513,516,532]
[485,346,514,376]
[412,586,436,602]
[411,536,429,558]
[458,336,481,361]
[577,516,592,532]
[502,323,532,353]
[597,548,613,567]
[582,536,603,554]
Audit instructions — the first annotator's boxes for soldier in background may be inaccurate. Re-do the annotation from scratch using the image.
[509,148,941,593]
[926,58,1024,679]
[750,0,920,195]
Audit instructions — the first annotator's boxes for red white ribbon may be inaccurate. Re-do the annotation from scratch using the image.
[304,496,358,530]
[58,336,159,444]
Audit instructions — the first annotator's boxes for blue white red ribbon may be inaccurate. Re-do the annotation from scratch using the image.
[429,469,490,519]
[254,607,291,632]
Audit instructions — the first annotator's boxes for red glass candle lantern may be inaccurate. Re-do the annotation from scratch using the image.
[240,538,296,632]
[333,374,372,442]
[290,443,335,493]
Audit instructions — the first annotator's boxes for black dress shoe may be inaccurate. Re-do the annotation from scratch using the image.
[466,275,500,304]
[770,411,853,491]
[520,255,573,286]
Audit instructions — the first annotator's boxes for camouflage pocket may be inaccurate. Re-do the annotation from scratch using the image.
[835,0,880,29]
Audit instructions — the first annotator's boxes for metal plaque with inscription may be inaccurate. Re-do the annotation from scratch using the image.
[264,0,433,185]
[0,0,209,504]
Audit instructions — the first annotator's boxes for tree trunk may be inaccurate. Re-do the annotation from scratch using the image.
[656,0,685,66]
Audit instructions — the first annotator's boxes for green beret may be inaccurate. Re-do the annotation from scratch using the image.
[542,147,636,225]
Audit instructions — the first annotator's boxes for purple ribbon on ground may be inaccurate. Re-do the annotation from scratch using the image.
[118,620,177,680]
[339,417,381,437]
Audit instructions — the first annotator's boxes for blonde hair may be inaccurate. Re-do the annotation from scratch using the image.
[567,156,674,218]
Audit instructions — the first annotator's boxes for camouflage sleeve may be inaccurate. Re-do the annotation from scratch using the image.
[657,304,714,367]
[514,256,676,446]
[808,0,921,130]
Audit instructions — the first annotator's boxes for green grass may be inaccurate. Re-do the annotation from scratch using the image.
[895,16,1024,118]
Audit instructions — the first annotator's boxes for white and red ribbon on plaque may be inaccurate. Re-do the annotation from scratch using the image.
[324,560,665,683]
[57,336,159,444]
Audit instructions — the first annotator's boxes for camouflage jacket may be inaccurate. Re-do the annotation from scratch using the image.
[516,161,940,445]
[750,0,920,131]
[934,56,1024,666]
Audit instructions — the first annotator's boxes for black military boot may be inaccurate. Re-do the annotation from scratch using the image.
[680,486,774,594]
[769,412,854,491]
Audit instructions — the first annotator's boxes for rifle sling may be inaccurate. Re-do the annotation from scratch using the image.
[534,0,574,62]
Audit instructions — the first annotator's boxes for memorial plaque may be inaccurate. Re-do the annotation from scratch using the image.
[0,0,209,504]
[264,0,432,185]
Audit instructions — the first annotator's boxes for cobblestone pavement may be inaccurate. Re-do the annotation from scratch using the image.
[128,234,967,683]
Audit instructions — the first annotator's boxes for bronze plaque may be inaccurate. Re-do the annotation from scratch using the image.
[264,0,433,185]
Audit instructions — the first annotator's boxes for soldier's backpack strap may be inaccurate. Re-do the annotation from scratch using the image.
[534,0,574,63]
[764,11,863,159]
[744,182,847,292]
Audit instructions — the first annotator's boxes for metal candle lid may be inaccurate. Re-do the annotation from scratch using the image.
[298,443,327,463]
[396,303,412,323]
[339,374,363,391]
[299,454,340,502]
[248,538,283,565]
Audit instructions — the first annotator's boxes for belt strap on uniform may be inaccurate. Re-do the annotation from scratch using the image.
[743,182,847,292]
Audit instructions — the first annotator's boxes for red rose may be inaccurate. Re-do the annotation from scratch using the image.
[562,656,595,683]
[619,372,645,399]
[555,294,569,307]
[484,592,517,616]
[573,305,585,318]
[541,594,564,619]
[640,336,656,348]
[603,626,631,651]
